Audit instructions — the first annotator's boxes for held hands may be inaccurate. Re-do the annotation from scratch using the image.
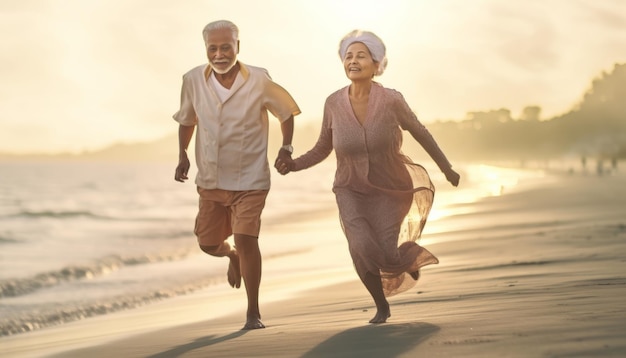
[445,168,460,187]
[175,153,190,182]
[274,149,295,175]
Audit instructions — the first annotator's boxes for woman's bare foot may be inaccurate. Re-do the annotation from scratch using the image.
[369,301,391,324]
[362,272,391,324]
[227,251,241,288]
[369,309,391,324]
[242,317,265,330]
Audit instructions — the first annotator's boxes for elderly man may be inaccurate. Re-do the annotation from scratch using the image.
[173,19,300,330]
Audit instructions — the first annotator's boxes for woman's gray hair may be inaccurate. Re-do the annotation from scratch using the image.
[338,30,388,76]
[202,20,239,48]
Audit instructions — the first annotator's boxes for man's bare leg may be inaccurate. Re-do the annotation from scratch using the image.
[362,272,390,324]
[227,249,241,288]
[200,242,241,288]
[234,234,264,329]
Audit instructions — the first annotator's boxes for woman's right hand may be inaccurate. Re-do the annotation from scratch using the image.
[274,154,295,175]
[445,169,460,187]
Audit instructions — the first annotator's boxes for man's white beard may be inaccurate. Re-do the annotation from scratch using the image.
[211,58,237,74]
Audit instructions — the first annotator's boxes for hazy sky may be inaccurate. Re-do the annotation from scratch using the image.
[1,0,625,154]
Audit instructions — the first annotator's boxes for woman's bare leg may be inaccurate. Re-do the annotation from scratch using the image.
[362,272,390,323]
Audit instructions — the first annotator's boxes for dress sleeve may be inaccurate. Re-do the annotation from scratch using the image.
[394,91,453,173]
[293,99,334,171]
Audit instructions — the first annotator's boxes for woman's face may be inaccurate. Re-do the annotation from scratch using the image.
[343,42,378,82]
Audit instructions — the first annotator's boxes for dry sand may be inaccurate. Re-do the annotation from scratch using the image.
[3,170,625,357]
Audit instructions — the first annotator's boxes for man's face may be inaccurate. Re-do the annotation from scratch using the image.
[206,28,239,74]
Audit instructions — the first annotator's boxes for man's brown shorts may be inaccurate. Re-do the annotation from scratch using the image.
[194,187,269,246]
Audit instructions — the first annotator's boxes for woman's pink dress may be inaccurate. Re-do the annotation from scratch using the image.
[294,83,452,296]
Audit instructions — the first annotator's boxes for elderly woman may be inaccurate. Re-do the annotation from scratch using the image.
[276,30,460,323]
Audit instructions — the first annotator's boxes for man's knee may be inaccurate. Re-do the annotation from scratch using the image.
[234,233,257,242]
[233,234,258,250]
[199,244,227,256]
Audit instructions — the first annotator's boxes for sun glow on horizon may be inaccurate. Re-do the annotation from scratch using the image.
[427,163,548,223]
[1,0,625,154]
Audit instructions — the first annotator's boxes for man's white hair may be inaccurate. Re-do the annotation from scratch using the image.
[202,20,239,49]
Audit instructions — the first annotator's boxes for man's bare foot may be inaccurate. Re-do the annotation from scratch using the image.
[227,251,241,288]
[242,317,265,330]
[369,310,391,324]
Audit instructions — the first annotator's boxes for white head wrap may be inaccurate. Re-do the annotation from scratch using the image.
[338,30,388,76]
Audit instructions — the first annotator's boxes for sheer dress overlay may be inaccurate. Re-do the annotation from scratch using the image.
[294,83,451,296]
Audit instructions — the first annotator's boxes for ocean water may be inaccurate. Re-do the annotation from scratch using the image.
[0,158,577,336]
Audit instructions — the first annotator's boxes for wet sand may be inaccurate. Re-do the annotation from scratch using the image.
[4,169,626,357]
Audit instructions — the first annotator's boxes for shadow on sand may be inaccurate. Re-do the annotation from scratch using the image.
[301,322,439,358]
[145,330,248,358]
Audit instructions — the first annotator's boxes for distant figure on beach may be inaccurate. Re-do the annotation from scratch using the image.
[173,19,300,329]
[596,159,604,176]
[275,30,459,323]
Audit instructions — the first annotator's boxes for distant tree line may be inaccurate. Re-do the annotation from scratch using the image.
[4,64,624,163]
[410,63,626,161]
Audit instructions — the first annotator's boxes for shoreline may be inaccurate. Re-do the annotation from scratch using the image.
[3,167,625,357]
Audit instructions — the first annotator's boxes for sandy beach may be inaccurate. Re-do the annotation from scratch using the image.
[3,167,626,357]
